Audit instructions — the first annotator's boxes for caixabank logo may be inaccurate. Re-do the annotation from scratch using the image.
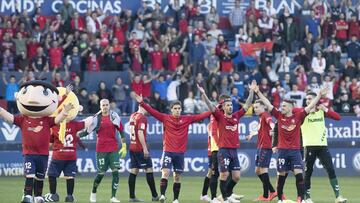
[352,151,360,173]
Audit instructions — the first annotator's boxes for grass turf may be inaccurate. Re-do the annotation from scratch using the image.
[1,176,358,203]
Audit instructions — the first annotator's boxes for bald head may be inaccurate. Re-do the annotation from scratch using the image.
[100,99,110,115]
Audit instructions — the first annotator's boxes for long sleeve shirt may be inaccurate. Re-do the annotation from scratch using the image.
[140,102,211,153]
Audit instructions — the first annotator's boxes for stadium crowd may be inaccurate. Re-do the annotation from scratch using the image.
[0,0,360,116]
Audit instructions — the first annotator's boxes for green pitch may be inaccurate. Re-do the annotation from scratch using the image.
[1,176,358,203]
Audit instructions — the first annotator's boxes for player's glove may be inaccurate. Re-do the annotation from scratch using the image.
[118,143,127,158]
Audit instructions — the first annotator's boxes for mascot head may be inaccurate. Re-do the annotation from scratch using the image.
[15,80,59,117]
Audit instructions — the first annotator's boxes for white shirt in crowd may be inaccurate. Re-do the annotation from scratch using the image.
[323,81,334,100]
[285,91,306,107]
[311,57,326,74]
[275,56,291,72]
[167,80,180,102]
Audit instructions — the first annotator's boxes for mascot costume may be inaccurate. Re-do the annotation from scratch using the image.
[44,86,93,202]
[0,80,73,203]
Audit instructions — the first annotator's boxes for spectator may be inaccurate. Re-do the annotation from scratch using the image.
[230,87,241,111]
[306,10,321,40]
[2,73,20,113]
[152,74,170,100]
[275,50,291,73]
[294,47,311,71]
[88,92,100,114]
[102,46,123,71]
[259,78,271,97]
[264,0,276,18]
[97,81,112,101]
[325,39,342,68]
[131,47,143,73]
[112,77,129,115]
[321,14,335,48]
[189,35,206,74]
[311,51,326,75]
[78,88,89,114]
[146,43,164,73]
[271,83,283,108]
[207,22,223,38]
[303,32,315,57]
[348,14,359,39]
[308,76,321,93]
[1,49,15,71]
[183,91,197,114]
[283,16,298,52]
[322,75,334,101]
[257,11,273,39]
[86,8,106,34]
[59,0,75,24]
[110,101,121,115]
[219,48,238,73]
[16,51,29,72]
[204,48,220,74]
[285,84,306,107]
[234,27,249,47]
[334,93,353,113]
[149,91,167,113]
[335,13,348,48]
[87,51,100,72]
[206,6,219,28]
[347,35,360,64]
[51,67,69,87]
[246,0,261,20]
[229,0,245,31]
[167,75,181,102]
[349,78,360,102]
[71,12,85,31]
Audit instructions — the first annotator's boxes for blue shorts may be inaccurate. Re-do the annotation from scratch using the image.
[23,155,49,179]
[218,148,241,172]
[161,152,184,173]
[48,160,77,177]
[277,149,304,172]
[255,149,273,168]
[130,151,153,169]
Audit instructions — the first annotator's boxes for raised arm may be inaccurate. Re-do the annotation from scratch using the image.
[189,111,212,123]
[317,104,341,120]
[54,103,74,124]
[0,107,14,124]
[197,84,216,112]
[254,85,274,112]
[133,93,166,122]
[243,80,256,111]
[304,87,327,114]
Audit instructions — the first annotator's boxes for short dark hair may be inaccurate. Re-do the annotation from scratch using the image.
[306,91,317,97]
[255,99,265,106]
[283,99,295,106]
[20,80,59,94]
[219,94,231,104]
[170,101,182,108]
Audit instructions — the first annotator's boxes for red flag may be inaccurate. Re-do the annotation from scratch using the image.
[240,42,273,57]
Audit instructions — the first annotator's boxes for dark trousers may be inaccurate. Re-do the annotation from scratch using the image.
[304,146,336,191]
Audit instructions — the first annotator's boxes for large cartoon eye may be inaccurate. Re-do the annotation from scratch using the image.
[43,89,49,96]
[22,87,28,94]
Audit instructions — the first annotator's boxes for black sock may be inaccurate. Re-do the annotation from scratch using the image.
[160,178,168,196]
[92,174,104,193]
[202,177,210,196]
[34,179,44,196]
[66,179,74,196]
[295,173,305,200]
[128,173,137,199]
[259,174,269,198]
[49,176,57,194]
[226,179,237,198]
[210,176,218,199]
[146,173,158,198]
[24,178,34,196]
[277,175,287,201]
[173,183,181,200]
[220,180,228,200]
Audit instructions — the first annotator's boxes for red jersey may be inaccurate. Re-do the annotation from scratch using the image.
[142,82,151,98]
[209,115,219,147]
[271,108,307,149]
[27,42,40,59]
[348,21,360,38]
[179,19,188,33]
[129,112,147,152]
[131,80,143,96]
[96,116,124,152]
[114,27,126,44]
[257,112,273,149]
[14,115,56,155]
[335,20,348,39]
[150,51,163,70]
[51,121,85,160]
[129,39,141,54]
[167,52,180,71]
[49,47,63,68]
[140,102,211,153]
[213,108,246,149]
[70,18,85,31]
[36,15,47,30]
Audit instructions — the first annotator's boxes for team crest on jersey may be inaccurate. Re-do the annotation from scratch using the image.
[225,124,238,131]
[281,124,296,131]
[27,126,43,132]
[291,119,295,123]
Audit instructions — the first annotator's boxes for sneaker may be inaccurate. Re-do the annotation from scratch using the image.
[152,196,160,201]
[21,195,34,203]
[200,195,211,202]
[335,196,347,203]
[172,199,179,203]
[268,192,277,201]
[227,196,240,203]
[90,193,96,203]
[305,198,314,203]
[34,196,45,203]
[210,198,222,203]
[216,195,224,202]
[64,195,75,202]
[44,193,60,202]
[159,195,166,203]
[254,195,269,201]
[110,197,121,202]
[230,193,245,200]
[129,198,144,202]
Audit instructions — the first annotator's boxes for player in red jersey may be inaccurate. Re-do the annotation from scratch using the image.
[255,86,327,203]
[128,104,159,202]
[0,80,73,203]
[133,93,211,203]
[87,99,127,203]
[45,115,93,202]
[246,100,277,201]
[198,81,256,203]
